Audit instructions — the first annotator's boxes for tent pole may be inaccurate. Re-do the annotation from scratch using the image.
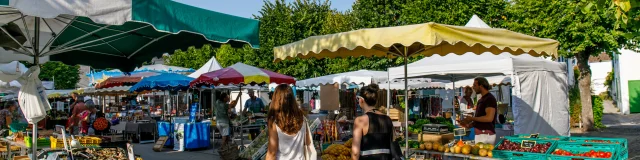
[199,89,202,120]
[403,50,409,157]
[32,17,41,160]
[452,77,457,125]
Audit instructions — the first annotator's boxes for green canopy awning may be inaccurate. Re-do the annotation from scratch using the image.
[0,0,260,72]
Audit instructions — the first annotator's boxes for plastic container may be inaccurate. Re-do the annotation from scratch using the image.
[492,138,557,160]
[506,134,569,141]
[567,137,627,150]
[548,142,618,160]
[10,122,28,133]
[567,137,627,160]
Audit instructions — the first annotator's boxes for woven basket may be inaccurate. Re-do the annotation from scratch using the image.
[218,142,239,160]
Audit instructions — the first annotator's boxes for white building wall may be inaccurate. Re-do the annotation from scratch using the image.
[589,62,612,95]
[614,49,640,114]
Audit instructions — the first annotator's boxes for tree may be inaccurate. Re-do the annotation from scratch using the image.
[164,44,215,69]
[399,0,508,27]
[39,61,80,89]
[504,0,637,131]
[586,0,639,29]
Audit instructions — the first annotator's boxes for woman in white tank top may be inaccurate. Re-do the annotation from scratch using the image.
[266,84,311,160]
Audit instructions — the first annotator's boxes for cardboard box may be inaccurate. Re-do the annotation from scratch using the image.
[418,133,454,144]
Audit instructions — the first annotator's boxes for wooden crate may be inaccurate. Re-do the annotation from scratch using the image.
[153,136,169,152]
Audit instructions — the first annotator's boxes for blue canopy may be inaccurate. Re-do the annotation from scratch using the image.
[129,73,195,92]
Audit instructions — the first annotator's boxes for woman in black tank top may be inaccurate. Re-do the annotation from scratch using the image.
[351,84,394,160]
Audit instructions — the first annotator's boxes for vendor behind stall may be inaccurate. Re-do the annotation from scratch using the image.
[243,89,265,139]
[243,89,265,114]
[459,77,497,144]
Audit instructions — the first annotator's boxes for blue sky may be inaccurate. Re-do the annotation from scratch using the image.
[174,0,356,18]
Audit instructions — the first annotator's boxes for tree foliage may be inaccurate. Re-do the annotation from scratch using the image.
[38,61,80,89]
[505,0,637,130]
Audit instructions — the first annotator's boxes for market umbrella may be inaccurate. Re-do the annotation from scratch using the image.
[190,62,295,125]
[0,0,260,71]
[190,62,296,87]
[273,19,559,154]
[129,73,195,92]
[0,1,259,156]
[95,71,159,89]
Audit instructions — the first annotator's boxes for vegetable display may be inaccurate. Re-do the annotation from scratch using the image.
[408,119,430,134]
[553,149,613,158]
[239,130,268,159]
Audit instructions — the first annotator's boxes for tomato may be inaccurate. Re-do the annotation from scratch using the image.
[597,152,606,158]
[590,150,596,154]
[605,152,612,158]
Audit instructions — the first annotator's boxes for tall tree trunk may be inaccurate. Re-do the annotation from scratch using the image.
[576,52,593,132]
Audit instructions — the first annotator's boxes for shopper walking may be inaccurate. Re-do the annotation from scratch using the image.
[351,84,395,160]
[266,84,310,160]
[215,91,240,147]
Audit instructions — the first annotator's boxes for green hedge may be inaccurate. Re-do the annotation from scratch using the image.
[592,96,605,129]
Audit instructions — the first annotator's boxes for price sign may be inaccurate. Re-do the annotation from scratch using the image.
[521,140,536,148]
[454,128,466,136]
[529,133,539,138]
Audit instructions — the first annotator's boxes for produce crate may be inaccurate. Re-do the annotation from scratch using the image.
[548,142,618,160]
[50,136,69,149]
[78,136,102,145]
[566,137,627,150]
[492,138,557,160]
[505,134,569,141]
[567,137,627,160]
[617,147,628,160]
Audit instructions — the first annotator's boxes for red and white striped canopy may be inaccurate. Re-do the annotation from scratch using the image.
[190,63,295,87]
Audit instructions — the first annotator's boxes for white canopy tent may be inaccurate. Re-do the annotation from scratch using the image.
[189,56,223,78]
[296,70,388,87]
[443,76,511,89]
[389,53,569,136]
[378,78,445,90]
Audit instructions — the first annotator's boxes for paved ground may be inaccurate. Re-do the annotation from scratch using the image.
[571,100,640,159]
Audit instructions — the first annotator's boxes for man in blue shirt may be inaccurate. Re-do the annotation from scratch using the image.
[242,89,264,114]
[242,89,264,139]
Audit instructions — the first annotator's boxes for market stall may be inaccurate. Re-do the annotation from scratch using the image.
[129,73,208,150]
[190,62,296,158]
[274,13,559,158]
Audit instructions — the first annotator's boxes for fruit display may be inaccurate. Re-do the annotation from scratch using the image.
[322,144,351,160]
[93,117,109,131]
[495,139,552,153]
[344,138,352,148]
[552,149,613,158]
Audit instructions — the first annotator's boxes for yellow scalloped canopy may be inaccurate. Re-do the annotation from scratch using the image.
[273,22,558,61]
